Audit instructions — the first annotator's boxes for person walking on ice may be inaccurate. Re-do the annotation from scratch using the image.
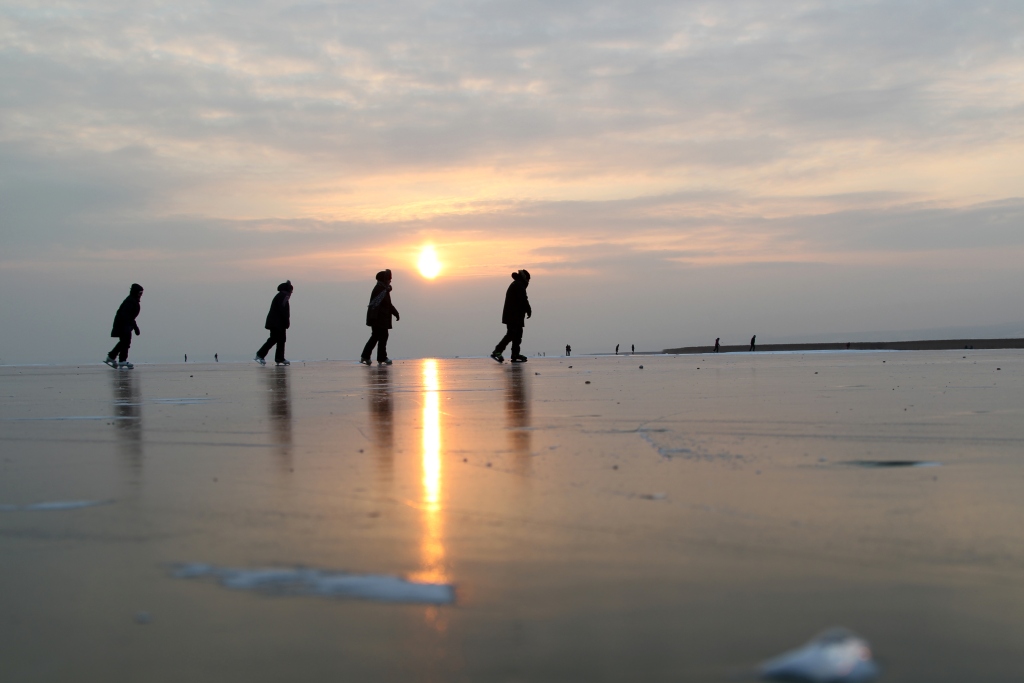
[714,338,720,353]
[565,344,571,357]
[490,269,532,363]
[255,280,293,366]
[104,283,143,369]
[749,335,756,352]
[361,269,400,366]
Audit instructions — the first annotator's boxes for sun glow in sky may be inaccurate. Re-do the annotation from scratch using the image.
[417,245,443,280]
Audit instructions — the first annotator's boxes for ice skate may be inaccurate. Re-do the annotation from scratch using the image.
[511,355,528,363]
[254,355,266,366]
[276,359,291,366]
[359,358,372,366]
[378,358,393,366]
[103,356,118,368]
[118,361,134,369]
[490,352,504,363]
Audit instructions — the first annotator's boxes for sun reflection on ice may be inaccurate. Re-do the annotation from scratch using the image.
[411,359,447,590]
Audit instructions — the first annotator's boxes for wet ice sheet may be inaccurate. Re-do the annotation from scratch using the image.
[172,563,456,604]
[2,354,1024,682]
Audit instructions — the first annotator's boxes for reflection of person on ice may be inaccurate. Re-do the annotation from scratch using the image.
[105,283,143,369]
[255,281,293,366]
[490,270,532,363]
[361,269,399,366]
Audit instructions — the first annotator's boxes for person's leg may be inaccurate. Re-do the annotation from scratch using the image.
[375,327,390,362]
[108,340,123,360]
[493,328,514,354]
[510,325,523,358]
[257,336,275,359]
[274,329,287,363]
[117,335,132,362]
[361,330,379,360]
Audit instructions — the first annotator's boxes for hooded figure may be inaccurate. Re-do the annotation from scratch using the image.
[360,269,400,365]
[105,283,143,368]
[255,281,293,366]
[491,270,532,363]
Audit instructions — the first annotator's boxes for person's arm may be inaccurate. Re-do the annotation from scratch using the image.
[134,323,141,335]
[392,305,400,322]
[525,295,532,319]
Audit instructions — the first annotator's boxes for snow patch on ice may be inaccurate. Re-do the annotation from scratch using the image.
[151,397,215,405]
[0,500,113,512]
[759,627,880,682]
[172,563,456,605]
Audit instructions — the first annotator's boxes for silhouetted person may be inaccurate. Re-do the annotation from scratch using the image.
[615,344,619,355]
[215,353,219,362]
[749,335,756,352]
[631,344,634,354]
[105,283,143,369]
[361,269,400,366]
[184,354,187,363]
[255,280,293,366]
[566,344,571,356]
[491,269,532,363]
[714,338,720,353]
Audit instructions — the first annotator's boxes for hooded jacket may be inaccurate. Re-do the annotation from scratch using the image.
[110,285,143,338]
[265,281,292,330]
[366,270,400,329]
[501,271,532,326]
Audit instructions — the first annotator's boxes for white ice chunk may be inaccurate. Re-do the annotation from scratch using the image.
[759,628,880,682]
[21,499,112,509]
[172,563,456,605]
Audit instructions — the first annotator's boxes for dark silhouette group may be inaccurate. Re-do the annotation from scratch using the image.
[102,268,542,368]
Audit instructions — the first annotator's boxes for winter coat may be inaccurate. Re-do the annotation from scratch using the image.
[265,290,291,330]
[110,295,141,338]
[366,283,399,329]
[501,273,532,326]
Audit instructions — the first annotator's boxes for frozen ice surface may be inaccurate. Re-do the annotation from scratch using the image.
[3,353,1024,682]
[172,563,456,604]
[759,628,879,682]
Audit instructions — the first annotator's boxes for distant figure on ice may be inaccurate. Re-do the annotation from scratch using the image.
[714,338,720,353]
[215,353,219,362]
[255,280,293,366]
[184,354,187,363]
[361,270,400,366]
[749,335,756,352]
[104,283,143,369]
[566,344,571,357]
[490,269,532,363]
[631,344,634,354]
[616,344,619,355]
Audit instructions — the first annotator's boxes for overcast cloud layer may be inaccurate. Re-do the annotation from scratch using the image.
[2,1,1023,362]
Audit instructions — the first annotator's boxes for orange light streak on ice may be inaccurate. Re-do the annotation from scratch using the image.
[411,358,447,587]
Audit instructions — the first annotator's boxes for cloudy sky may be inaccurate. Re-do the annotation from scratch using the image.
[2,0,1023,362]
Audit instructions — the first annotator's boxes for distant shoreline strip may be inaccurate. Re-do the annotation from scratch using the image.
[663,337,1024,354]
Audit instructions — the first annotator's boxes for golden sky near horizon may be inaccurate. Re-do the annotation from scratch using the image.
[2,0,1024,361]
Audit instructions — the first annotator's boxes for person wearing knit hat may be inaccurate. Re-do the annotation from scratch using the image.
[104,283,144,369]
[255,280,293,366]
[360,269,400,366]
[490,269,532,363]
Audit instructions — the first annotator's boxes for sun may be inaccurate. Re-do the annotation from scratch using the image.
[417,245,442,279]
